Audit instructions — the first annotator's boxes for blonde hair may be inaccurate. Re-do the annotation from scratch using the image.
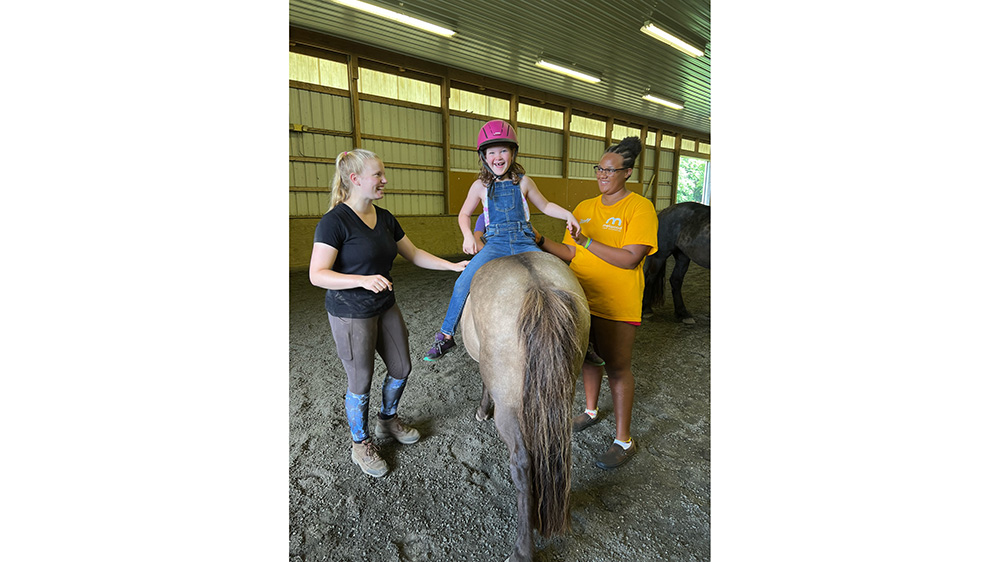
[329,148,381,210]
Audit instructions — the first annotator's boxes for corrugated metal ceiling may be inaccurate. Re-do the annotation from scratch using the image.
[289,0,710,140]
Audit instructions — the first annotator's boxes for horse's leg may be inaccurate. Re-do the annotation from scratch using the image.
[670,252,695,324]
[476,382,493,421]
[494,406,533,562]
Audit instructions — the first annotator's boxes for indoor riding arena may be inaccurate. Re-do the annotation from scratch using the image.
[289,258,710,561]
[289,1,711,560]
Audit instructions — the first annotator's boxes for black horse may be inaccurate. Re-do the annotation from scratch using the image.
[642,202,710,324]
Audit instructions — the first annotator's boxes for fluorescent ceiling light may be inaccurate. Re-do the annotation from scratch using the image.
[643,92,684,110]
[332,0,455,37]
[640,21,704,57]
[535,59,601,84]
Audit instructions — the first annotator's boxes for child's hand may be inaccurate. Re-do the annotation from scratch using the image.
[566,216,581,238]
[463,235,479,256]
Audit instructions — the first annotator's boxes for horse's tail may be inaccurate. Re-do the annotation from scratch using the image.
[644,251,669,308]
[517,283,582,538]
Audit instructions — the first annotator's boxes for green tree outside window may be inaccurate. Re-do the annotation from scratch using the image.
[676,156,709,204]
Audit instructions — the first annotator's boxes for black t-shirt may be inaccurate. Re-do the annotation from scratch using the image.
[313,203,406,318]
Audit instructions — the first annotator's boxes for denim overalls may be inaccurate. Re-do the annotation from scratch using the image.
[439,179,540,336]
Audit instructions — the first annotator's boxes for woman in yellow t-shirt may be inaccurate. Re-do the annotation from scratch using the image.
[535,136,658,470]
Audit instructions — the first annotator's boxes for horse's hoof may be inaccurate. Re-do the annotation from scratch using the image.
[682,317,696,325]
[475,410,492,421]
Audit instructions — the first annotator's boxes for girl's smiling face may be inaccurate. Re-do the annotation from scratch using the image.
[484,144,514,177]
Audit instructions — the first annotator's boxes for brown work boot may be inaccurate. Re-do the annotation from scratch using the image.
[374,415,420,444]
[351,438,388,478]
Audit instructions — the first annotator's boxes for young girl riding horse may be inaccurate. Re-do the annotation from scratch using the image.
[423,119,580,361]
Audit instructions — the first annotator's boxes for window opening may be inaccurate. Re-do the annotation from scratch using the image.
[677,155,711,205]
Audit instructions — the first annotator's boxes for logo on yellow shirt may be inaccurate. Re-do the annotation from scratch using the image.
[603,217,623,232]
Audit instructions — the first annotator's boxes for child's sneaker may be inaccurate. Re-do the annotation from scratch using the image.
[423,331,456,361]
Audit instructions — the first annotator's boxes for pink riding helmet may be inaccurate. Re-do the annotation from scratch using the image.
[477,120,518,178]
[477,119,518,153]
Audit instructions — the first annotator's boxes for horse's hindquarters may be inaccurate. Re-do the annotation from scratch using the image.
[458,252,589,558]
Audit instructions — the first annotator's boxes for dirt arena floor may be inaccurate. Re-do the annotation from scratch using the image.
[289,256,710,562]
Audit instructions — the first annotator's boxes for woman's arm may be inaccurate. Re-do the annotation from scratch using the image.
[532,227,576,263]
[570,229,652,270]
[396,236,468,272]
[309,242,393,293]
[472,214,486,254]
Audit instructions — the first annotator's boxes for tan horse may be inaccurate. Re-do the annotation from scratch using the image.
[460,252,590,562]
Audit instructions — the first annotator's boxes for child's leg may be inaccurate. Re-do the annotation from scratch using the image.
[438,241,506,336]
[511,224,542,255]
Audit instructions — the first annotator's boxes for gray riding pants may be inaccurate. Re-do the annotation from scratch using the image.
[327,304,412,395]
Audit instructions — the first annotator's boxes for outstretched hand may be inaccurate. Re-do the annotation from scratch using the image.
[453,260,469,272]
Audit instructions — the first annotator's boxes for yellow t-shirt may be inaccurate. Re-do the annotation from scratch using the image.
[563,191,659,322]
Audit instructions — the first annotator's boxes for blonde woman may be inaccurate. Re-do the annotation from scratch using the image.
[309,149,467,478]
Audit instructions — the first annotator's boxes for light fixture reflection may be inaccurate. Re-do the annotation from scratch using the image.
[535,59,601,84]
[332,0,455,37]
[642,92,684,110]
[640,21,704,57]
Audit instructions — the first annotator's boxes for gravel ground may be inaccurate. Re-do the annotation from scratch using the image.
[289,256,710,562]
